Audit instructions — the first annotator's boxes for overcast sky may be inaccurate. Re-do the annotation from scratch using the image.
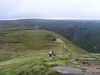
[0,0,100,20]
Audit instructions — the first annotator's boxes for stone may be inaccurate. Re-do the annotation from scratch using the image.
[52,66,83,75]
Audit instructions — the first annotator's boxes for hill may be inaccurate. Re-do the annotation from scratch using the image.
[0,29,87,75]
[0,19,100,52]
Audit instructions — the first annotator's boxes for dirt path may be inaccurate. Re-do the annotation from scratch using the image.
[82,65,100,73]
[56,38,64,43]
[56,38,67,49]
[88,66,100,73]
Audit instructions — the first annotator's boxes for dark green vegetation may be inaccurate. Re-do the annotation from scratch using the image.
[0,29,87,75]
[0,19,100,52]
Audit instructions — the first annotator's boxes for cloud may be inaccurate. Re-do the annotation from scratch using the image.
[0,0,100,19]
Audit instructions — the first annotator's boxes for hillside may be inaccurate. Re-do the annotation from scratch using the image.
[0,29,87,75]
[0,19,100,52]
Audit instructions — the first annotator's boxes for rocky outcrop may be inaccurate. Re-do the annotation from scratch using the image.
[52,66,83,75]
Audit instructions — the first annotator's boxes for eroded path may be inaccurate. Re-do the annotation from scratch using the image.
[56,38,67,49]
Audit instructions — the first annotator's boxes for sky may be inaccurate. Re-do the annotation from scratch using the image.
[0,0,100,20]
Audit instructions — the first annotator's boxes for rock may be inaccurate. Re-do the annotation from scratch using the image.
[52,66,83,75]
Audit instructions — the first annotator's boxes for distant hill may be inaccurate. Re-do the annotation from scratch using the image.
[0,19,100,52]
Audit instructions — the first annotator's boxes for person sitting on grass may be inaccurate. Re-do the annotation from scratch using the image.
[48,50,56,57]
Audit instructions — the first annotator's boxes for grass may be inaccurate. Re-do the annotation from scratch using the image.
[3,30,57,50]
[0,43,68,75]
[0,29,87,75]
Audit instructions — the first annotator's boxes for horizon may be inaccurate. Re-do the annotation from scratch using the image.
[1,18,100,21]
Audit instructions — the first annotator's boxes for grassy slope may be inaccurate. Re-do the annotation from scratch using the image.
[0,29,87,75]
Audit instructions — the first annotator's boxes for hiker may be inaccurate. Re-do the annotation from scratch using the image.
[52,50,56,56]
[48,50,52,57]
[48,50,56,57]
